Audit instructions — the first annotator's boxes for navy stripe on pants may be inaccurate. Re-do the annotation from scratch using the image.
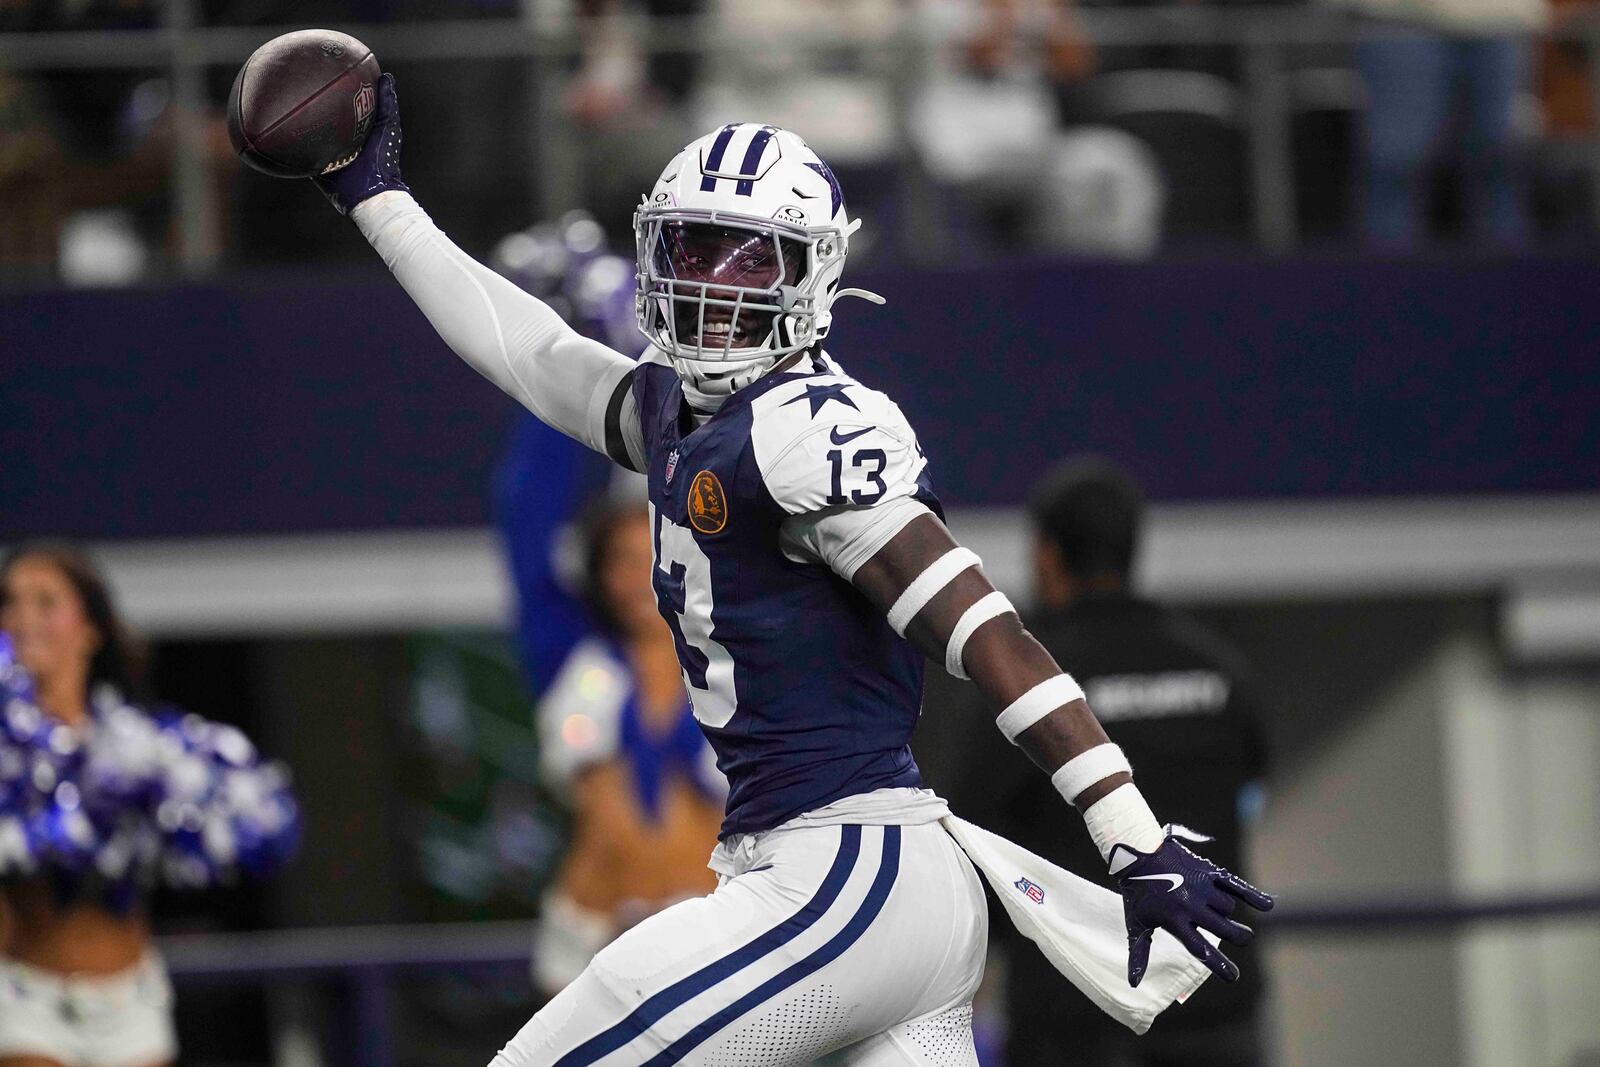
[553,825,864,1066]
[644,825,903,1065]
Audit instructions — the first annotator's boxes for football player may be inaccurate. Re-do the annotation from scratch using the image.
[310,77,1272,1065]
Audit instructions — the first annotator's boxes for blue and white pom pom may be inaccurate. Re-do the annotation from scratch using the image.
[146,709,300,888]
[0,634,299,891]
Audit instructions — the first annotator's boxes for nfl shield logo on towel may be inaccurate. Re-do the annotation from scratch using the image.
[1014,877,1046,905]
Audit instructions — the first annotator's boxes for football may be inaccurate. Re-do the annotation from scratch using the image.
[227,29,381,179]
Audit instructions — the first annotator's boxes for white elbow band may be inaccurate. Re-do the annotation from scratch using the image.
[887,547,982,636]
[1049,743,1132,804]
[944,590,1014,679]
[995,674,1086,744]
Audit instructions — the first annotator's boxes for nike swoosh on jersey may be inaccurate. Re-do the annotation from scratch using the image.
[1129,873,1185,892]
[829,426,875,445]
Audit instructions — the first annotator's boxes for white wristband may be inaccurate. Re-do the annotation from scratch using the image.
[887,548,981,636]
[1083,782,1166,862]
[994,674,1085,744]
[1049,742,1131,804]
[944,591,1014,679]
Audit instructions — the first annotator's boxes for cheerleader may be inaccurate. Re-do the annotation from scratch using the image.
[530,500,725,997]
[0,542,298,1067]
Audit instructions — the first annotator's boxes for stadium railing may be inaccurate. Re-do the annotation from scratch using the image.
[2,3,1598,271]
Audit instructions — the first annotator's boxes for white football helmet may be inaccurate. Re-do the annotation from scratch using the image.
[634,123,883,408]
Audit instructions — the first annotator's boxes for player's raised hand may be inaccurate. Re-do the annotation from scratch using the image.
[1109,826,1274,987]
[315,72,407,216]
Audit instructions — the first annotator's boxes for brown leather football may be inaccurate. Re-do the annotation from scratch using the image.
[227,29,381,179]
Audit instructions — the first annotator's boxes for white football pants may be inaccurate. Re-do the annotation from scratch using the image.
[491,821,987,1066]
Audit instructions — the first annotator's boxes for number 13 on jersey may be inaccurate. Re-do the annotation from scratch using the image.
[651,504,738,727]
[826,446,887,505]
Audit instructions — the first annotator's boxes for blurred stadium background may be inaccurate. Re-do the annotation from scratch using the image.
[4,0,1600,1065]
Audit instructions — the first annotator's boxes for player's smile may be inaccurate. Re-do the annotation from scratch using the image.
[676,301,765,349]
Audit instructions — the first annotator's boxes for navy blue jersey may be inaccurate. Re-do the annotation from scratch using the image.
[631,354,941,837]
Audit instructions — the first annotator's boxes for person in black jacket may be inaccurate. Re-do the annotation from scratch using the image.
[933,457,1267,1067]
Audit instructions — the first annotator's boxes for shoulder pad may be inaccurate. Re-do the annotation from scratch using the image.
[750,373,927,516]
[639,345,673,370]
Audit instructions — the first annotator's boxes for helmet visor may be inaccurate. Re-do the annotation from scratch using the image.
[651,222,805,291]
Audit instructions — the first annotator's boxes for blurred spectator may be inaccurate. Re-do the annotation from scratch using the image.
[568,0,701,126]
[0,541,297,1067]
[0,69,63,267]
[549,0,707,241]
[0,2,237,280]
[693,0,901,210]
[528,498,725,997]
[1540,0,1600,133]
[1341,0,1547,250]
[691,0,902,259]
[1532,0,1600,236]
[938,459,1266,1066]
[910,0,1168,256]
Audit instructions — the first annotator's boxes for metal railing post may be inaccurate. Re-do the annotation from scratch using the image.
[887,17,947,265]
[351,969,396,1067]
[527,6,583,222]
[1587,28,1600,235]
[166,0,219,275]
[1242,29,1297,253]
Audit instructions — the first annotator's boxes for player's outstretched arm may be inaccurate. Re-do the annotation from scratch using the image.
[850,513,1274,987]
[314,74,642,469]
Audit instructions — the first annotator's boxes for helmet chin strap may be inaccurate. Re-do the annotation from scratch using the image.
[673,347,824,417]
[674,352,778,415]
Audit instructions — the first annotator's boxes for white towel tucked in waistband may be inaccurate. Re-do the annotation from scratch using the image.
[939,814,1213,1035]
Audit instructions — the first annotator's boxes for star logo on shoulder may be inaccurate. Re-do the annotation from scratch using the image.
[782,382,858,418]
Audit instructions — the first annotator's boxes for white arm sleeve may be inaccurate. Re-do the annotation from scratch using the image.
[351,191,646,469]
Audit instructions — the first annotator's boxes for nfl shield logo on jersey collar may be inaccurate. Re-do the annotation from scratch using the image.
[665,447,680,485]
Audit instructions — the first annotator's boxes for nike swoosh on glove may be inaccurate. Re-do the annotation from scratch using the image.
[1109,826,1275,988]
[314,72,408,216]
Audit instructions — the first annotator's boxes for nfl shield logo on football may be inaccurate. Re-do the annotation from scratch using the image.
[665,448,680,485]
[1013,876,1045,905]
[353,83,376,124]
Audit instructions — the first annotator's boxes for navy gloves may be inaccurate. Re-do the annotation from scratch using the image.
[1109,828,1275,987]
[315,72,408,216]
